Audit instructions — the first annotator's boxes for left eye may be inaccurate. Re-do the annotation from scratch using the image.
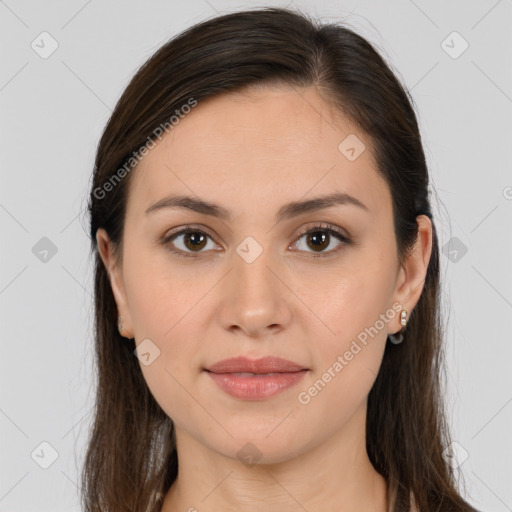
[291,225,350,257]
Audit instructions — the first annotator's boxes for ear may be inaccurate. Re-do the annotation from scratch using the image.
[96,228,134,338]
[391,214,433,334]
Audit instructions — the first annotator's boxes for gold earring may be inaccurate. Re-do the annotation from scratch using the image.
[388,309,408,345]
[400,309,408,327]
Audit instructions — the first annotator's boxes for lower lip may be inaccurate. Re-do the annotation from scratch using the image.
[206,370,308,400]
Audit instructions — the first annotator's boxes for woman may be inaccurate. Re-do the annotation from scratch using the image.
[83,7,480,512]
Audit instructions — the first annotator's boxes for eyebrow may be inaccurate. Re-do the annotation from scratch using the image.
[144,192,369,221]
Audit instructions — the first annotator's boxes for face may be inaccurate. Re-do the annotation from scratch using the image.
[97,85,431,464]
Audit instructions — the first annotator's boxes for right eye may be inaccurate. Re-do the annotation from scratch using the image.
[161,226,220,258]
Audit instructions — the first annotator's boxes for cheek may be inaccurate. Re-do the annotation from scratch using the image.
[310,259,395,342]
[296,272,391,424]
[306,252,395,387]
[122,245,214,394]
[129,278,203,425]
[123,244,204,339]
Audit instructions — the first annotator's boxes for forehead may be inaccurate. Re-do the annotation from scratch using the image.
[127,85,390,219]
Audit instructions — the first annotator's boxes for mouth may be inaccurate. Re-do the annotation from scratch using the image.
[204,356,309,400]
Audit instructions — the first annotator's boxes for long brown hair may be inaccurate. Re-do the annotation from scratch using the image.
[83,7,478,511]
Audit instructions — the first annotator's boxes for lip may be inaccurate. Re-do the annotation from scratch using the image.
[205,356,307,374]
[204,356,309,400]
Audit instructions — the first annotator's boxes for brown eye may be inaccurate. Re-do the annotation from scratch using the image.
[292,224,350,257]
[305,231,330,252]
[182,231,208,251]
[162,227,217,257]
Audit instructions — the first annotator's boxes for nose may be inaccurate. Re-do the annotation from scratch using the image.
[217,244,293,339]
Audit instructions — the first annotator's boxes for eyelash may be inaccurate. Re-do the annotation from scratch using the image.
[160,223,351,259]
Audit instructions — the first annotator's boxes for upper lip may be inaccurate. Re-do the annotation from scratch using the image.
[205,356,308,374]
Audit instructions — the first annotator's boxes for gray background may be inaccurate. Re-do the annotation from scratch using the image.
[1,0,511,510]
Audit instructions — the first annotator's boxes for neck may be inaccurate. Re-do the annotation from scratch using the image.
[161,403,388,512]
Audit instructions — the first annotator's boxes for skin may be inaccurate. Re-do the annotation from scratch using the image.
[97,85,432,511]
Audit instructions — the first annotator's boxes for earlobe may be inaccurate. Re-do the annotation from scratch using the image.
[95,228,134,338]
